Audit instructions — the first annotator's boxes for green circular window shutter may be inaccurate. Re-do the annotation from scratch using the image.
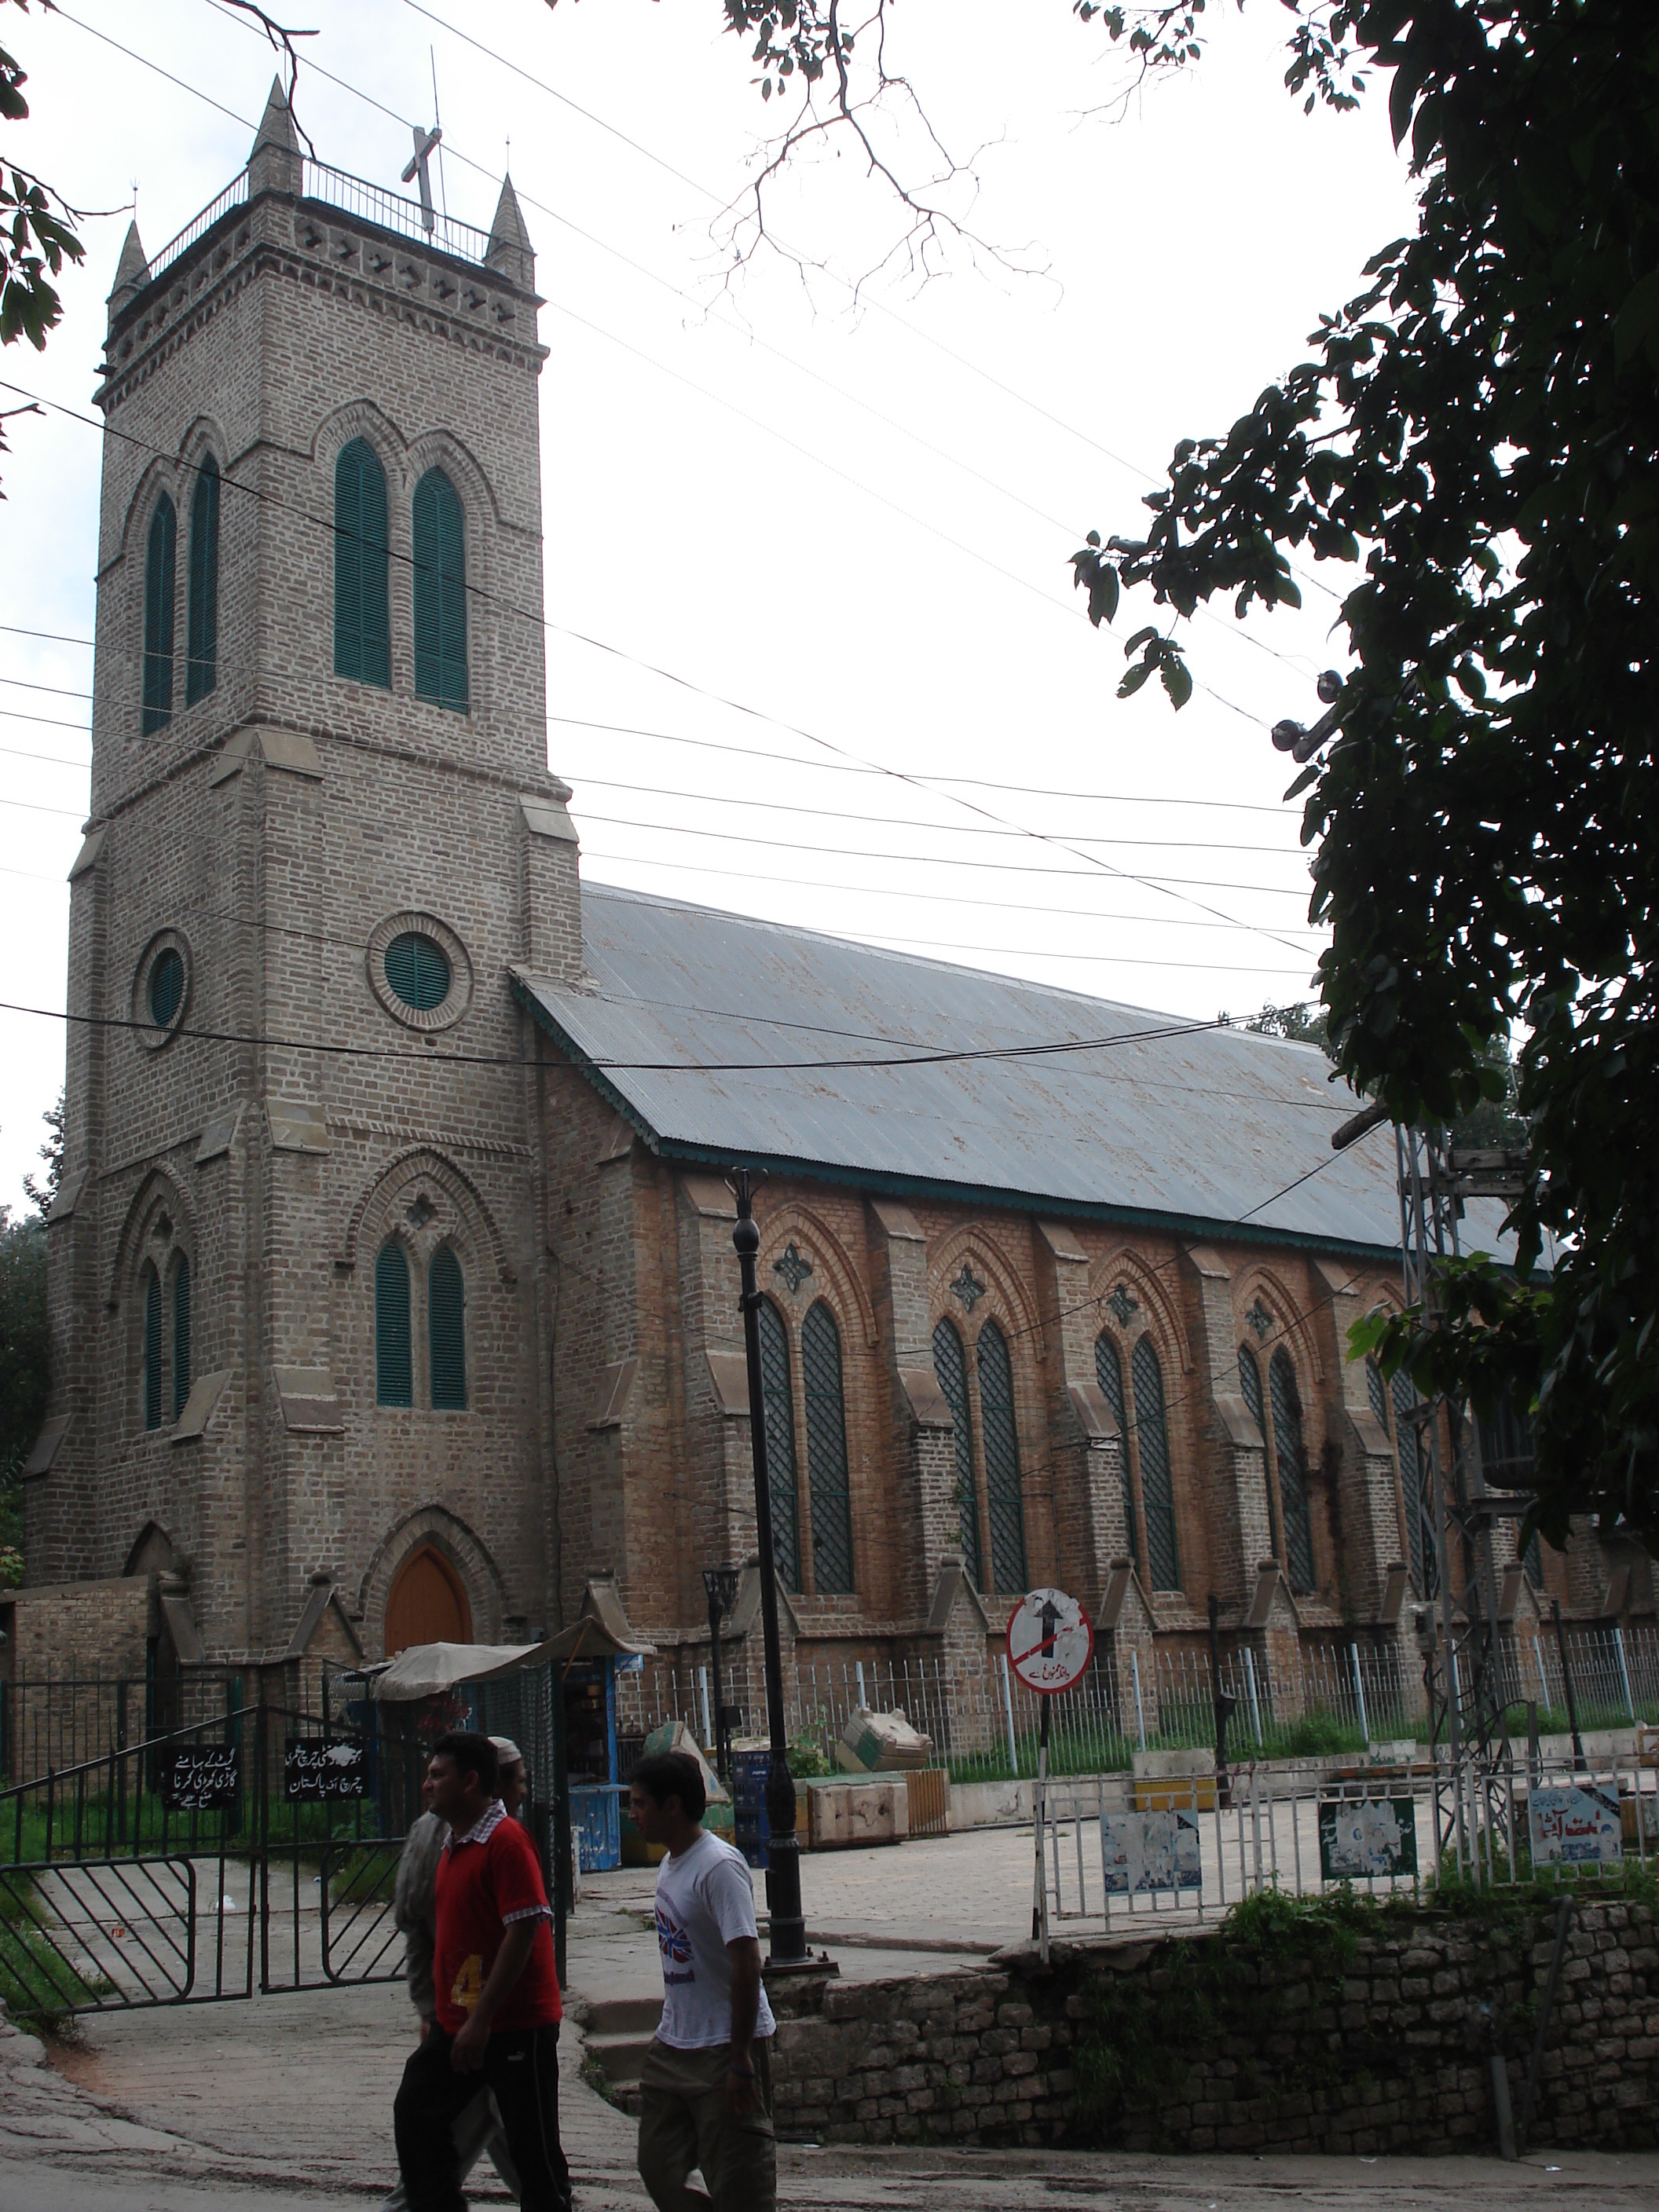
[385,932,450,1012]
[149,947,185,1027]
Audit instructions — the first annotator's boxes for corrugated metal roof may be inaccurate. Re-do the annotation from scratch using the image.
[513,887,1512,1260]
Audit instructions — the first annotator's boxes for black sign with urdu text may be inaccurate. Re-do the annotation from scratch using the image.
[284,1738,368,1801]
[161,1745,240,1810]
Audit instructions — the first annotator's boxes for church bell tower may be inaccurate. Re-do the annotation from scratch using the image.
[28,82,581,1664]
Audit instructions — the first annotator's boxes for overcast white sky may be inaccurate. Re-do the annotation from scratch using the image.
[0,0,1417,1213]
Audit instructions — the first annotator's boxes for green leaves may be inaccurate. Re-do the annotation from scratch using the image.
[1071,0,1659,1548]
[1069,531,1120,626]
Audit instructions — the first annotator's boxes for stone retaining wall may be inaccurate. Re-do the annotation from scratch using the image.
[764,1896,1658,2153]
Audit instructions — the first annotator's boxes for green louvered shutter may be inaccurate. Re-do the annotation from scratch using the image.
[1095,1331,1142,1582]
[142,496,176,734]
[1269,1349,1317,1594]
[756,1298,800,1591]
[932,1317,981,1586]
[1131,1336,1181,1590]
[802,1301,854,1594]
[429,1246,467,1410]
[384,932,451,1011]
[1392,1368,1435,1595]
[186,459,219,705]
[412,467,468,708]
[1239,1343,1280,1560]
[173,1258,191,1419]
[976,1320,1027,1595]
[335,439,390,686]
[143,1267,163,1430]
[375,1241,412,1408]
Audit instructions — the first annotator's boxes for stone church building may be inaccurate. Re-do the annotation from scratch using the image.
[13,87,1628,1708]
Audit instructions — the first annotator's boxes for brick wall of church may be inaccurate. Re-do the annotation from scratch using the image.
[543,1117,1522,1656]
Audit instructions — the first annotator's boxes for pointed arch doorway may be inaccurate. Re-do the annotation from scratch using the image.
[385,1544,473,1655]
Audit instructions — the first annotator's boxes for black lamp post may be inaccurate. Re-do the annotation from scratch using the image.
[701,1563,741,1788]
[1207,1595,1237,1811]
[731,1169,808,1965]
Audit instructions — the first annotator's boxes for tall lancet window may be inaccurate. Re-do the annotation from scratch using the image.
[756,1297,801,1591]
[335,438,391,687]
[142,495,176,734]
[186,457,219,705]
[412,467,468,708]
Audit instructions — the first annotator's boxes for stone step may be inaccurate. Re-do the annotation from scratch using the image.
[585,2029,657,2083]
[583,1994,664,2037]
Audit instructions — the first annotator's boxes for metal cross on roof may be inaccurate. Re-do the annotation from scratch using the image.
[401,123,443,233]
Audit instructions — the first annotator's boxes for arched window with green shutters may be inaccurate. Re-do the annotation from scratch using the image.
[412,467,468,708]
[172,1257,191,1419]
[976,1319,1027,1594]
[142,495,176,734]
[1269,1348,1317,1593]
[1131,1335,1181,1590]
[1390,1368,1436,1596]
[801,1301,855,1594]
[186,458,219,705]
[1094,1330,1142,1582]
[335,438,390,687]
[141,1265,163,1430]
[932,1317,981,1587]
[1239,1343,1282,1562]
[756,1297,800,1591]
[429,1246,467,1410]
[375,1240,412,1408]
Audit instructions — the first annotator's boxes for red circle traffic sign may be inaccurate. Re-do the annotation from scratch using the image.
[1005,1587,1093,1694]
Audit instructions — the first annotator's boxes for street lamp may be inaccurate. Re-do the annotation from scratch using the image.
[730,1169,807,1965]
[701,1563,741,1788]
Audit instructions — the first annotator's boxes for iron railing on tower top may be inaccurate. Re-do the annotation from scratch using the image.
[145,159,493,291]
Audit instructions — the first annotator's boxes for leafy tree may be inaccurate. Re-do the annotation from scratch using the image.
[0,1,81,478]
[1065,0,1659,1555]
[0,1208,46,1586]
[1246,1002,1331,1053]
[658,0,1655,1552]
[21,1083,62,1217]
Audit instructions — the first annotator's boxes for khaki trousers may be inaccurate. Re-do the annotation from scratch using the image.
[636,2038,775,2212]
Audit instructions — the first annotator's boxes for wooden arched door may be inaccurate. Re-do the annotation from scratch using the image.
[385,1544,473,1655]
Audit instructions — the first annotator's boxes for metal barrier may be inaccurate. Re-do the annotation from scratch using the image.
[1031,1752,1659,1932]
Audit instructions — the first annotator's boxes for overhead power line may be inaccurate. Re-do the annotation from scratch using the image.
[3,376,1317,961]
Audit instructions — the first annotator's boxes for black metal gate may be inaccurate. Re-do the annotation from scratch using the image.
[0,1694,413,2016]
[1,1666,571,2021]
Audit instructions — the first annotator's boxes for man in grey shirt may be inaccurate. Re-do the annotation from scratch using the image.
[382,1737,526,2210]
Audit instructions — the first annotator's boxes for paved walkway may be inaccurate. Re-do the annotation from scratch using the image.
[5,1828,1658,2210]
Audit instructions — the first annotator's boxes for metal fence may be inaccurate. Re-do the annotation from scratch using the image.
[614,1621,1659,1782]
[1035,1750,1659,1932]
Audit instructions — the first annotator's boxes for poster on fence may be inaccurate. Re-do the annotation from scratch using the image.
[1101,1809,1203,1894]
[162,1745,240,1810]
[1528,1783,1622,1866]
[1317,1796,1417,1881]
[284,1738,368,1802]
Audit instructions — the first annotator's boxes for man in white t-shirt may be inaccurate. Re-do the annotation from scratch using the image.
[628,1751,777,2212]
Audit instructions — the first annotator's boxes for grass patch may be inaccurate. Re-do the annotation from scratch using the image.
[0,1870,115,2033]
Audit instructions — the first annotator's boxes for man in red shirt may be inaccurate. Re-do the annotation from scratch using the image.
[393,1732,569,2212]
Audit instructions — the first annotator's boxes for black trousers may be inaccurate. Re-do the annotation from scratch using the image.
[395,2023,570,2212]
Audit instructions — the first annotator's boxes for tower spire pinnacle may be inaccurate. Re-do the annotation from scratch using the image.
[485,174,534,291]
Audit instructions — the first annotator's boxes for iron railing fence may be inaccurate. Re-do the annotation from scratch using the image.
[1039,1750,1659,1930]
[145,161,493,294]
[0,1668,255,1785]
[613,1622,1659,1785]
